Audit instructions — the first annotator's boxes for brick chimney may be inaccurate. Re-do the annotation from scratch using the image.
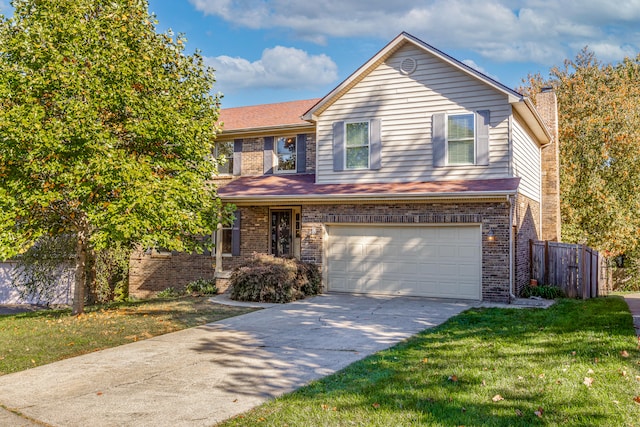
[537,87,561,242]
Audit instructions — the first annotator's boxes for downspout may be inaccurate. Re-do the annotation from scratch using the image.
[508,195,516,301]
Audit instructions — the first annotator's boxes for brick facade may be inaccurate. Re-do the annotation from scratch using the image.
[225,200,513,302]
[513,193,541,296]
[240,137,264,176]
[221,206,270,271]
[537,89,561,242]
[235,134,317,176]
[129,251,215,298]
[304,134,316,173]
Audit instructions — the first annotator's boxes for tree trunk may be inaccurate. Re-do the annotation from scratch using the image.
[72,228,88,315]
[85,248,97,304]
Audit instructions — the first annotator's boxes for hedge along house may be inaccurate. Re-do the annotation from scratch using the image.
[214,32,560,303]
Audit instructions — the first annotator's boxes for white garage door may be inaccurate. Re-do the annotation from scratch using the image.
[326,225,481,300]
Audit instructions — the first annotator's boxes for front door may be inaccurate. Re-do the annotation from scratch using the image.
[270,210,292,257]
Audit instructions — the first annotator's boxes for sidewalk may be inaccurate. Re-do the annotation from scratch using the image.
[623,292,640,337]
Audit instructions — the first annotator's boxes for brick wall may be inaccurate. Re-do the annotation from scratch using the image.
[241,137,264,176]
[298,201,512,302]
[304,133,316,173]
[513,193,541,296]
[221,206,270,271]
[537,89,561,242]
[129,251,215,298]
[230,134,317,177]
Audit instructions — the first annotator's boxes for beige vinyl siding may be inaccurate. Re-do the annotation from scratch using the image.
[316,43,512,184]
[512,116,541,202]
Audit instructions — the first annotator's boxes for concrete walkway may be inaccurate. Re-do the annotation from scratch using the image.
[0,294,549,427]
[623,292,640,337]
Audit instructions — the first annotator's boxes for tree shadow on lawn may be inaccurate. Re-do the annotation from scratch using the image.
[217,297,639,426]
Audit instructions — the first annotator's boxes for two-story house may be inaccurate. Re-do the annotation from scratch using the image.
[213,32,560,303]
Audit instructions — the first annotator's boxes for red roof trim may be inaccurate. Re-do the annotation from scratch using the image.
[218,174,520,199]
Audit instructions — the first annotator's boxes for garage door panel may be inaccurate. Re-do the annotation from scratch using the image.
[327,225,481,300]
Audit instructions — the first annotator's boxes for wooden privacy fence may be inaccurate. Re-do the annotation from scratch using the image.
[530,240,607,299]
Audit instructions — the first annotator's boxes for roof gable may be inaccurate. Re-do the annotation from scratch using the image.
[302,32,551,144]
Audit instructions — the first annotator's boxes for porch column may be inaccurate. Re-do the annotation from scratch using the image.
[215,222,223,273]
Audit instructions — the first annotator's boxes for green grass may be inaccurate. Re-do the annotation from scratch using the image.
[219,297,640,427]
[0,297,255,375]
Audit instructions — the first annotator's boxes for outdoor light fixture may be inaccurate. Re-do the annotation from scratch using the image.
[487,229,496,242]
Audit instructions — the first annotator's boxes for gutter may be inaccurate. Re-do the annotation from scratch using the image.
[219,123,315,138]
[220,190,519,205]
[508,195,516,301]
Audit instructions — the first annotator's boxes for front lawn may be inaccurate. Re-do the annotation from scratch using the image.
[219,297,640,426]
[0,297,255,375]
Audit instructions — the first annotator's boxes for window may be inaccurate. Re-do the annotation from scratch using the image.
[216,209,240,256]
[346,121,369,169]
[275,136,296,173]
[215,141,234,175]
[447,114,475,165]
[218,226,232,255]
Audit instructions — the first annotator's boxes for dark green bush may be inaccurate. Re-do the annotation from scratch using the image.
[185,278,218,296]
[520,284,565,299]
[229,254,321,303]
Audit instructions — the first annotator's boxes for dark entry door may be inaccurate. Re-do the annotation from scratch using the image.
[270,210,292,257]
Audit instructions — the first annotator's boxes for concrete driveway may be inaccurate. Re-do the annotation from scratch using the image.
[0,294,474,426]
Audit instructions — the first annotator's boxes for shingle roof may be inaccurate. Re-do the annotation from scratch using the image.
[218,174,520,201]
[219,99,320,132]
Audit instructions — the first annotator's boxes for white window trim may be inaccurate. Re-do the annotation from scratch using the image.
[274,135,297,174]
[446,112,476,166]
[215,141,234,175]
[344,120,371,170]
[215,225,233,257]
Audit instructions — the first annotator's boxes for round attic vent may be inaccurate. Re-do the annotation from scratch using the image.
[400,57,417,75]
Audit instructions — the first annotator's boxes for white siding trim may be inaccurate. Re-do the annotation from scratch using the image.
[512,117,541,202]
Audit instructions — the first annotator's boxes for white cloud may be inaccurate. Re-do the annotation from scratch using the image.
[205,46,338,92]
[461,59,501,82]
[190,0,640,65]
[580,42,638,63]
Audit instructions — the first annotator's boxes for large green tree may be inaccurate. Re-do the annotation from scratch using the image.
[521,49,640,257]
[0,0,229,313]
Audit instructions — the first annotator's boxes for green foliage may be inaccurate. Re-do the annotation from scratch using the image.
[520,285,565,299]
[94,242,131,303]
[0,0,232,313]
[229,254,321,303]
[185,278,217,296]
[610,253,640,291]
[156,287,180,299]
[521,49,640,256]
[10,236,133,305]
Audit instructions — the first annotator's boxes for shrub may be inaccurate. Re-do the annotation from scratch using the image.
[521,284,565,299]
[229,254,321,303]
[156,287,180,298]
[185,278,218,296]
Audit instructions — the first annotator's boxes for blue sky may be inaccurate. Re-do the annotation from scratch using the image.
[2,1,639,108]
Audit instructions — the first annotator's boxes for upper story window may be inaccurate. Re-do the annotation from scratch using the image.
[215,141,234,175]
[447,114,475,165]
[331,119,381,172]
[346,121,369,169]
[275,136,296,173]
[432,110,489,168]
